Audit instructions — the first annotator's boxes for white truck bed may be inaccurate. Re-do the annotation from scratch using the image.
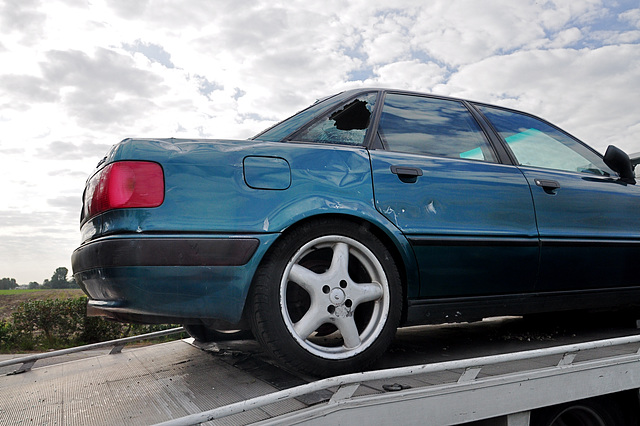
[2,317,640,425]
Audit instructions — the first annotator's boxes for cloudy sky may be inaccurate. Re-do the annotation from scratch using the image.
[1,0,640,285]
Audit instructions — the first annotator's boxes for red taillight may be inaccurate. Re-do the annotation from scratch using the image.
[84,161,164,220]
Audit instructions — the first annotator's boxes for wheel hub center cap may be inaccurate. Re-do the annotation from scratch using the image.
[329,288,346,305]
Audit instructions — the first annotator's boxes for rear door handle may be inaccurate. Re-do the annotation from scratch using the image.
[534,179,561,194]
[390,165,423,183]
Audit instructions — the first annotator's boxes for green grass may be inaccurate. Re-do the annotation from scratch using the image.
[0,289,41,295]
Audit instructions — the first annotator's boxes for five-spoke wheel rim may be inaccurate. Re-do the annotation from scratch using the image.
[279,235,390,359]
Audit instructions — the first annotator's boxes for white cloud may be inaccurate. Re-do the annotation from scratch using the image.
[361,14,412,65]
[547,27,584,48]
[0,0,47,46]
[364,61,447,92]
[619,8,640,28]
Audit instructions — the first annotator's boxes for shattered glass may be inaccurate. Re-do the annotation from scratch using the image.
[293,92,377,146]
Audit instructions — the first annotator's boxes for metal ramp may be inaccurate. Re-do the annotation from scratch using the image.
[2,322,640,425]
[0,339,308,425]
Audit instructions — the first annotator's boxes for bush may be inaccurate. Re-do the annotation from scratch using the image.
[81,315,124,344]
[1,297,181,352]
[11,298,79,348]
[0,319,14,348]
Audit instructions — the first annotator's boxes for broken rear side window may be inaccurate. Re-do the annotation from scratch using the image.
[292,92,378,146]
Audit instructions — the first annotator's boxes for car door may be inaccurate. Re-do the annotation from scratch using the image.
[477,104,640,292]
[370,93,539,298]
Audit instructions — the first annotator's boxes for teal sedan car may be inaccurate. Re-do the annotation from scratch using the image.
[72,88,639,376]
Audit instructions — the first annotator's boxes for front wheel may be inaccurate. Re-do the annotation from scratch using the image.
[249,219,402,376]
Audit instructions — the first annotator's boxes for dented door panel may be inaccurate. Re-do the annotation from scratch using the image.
[370,150,539,297]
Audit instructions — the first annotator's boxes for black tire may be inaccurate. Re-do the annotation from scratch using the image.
[531,395,632,426]
[248,218,403,377]
[184,324,253,342]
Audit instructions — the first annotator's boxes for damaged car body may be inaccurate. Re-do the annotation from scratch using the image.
[72,88,640,376]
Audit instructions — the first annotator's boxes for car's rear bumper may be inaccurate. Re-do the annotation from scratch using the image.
[72,236,260,270]
[71,234,277,324]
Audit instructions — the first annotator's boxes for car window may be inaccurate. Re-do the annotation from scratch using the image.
[377,93,497,162]
[477,105,614,176]
[253,93,344,142]
[293,92,378,146]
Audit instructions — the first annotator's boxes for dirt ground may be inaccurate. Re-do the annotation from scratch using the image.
[0,289,86,320]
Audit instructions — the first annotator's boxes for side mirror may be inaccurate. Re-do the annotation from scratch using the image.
[604,145,636,184]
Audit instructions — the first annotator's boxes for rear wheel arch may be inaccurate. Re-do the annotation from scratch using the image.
[247,213,410,323]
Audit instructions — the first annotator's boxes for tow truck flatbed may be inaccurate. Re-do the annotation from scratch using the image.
[2,316,640,425]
